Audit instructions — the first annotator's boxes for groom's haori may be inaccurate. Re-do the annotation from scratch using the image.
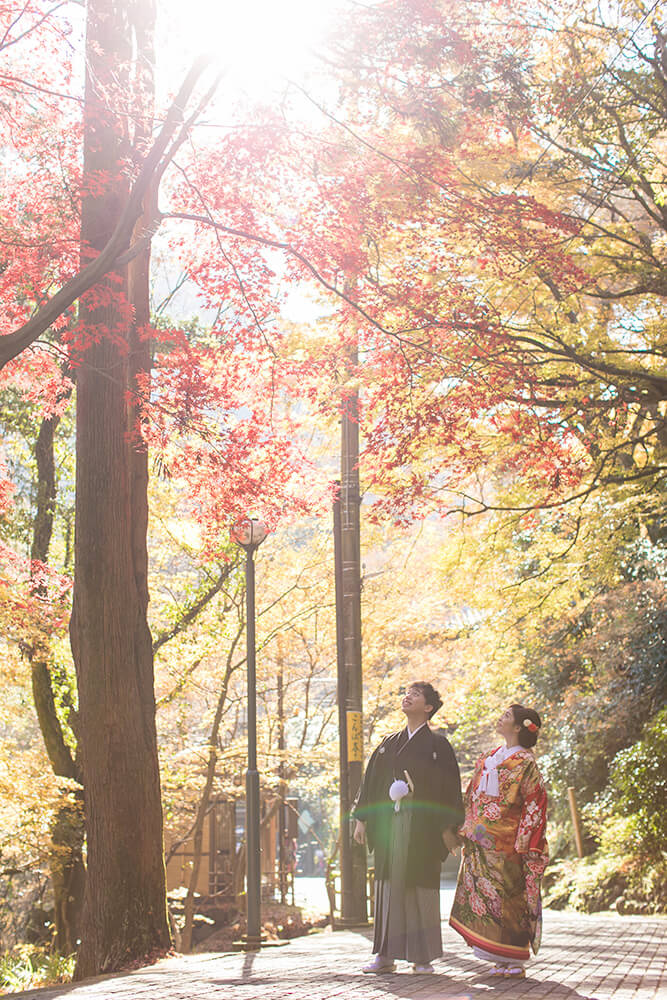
[354,724,463,887]
[354,723,463,966]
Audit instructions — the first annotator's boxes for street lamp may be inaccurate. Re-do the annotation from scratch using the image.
[231,516,269,950]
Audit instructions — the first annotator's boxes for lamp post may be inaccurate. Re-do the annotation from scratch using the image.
[231,516,269,950]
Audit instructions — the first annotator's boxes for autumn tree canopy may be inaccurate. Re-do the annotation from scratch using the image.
[1,0,665,975]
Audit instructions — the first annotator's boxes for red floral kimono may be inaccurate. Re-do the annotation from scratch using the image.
[449,746,548,964]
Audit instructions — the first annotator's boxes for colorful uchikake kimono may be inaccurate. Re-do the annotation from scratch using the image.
[449,745,548,967]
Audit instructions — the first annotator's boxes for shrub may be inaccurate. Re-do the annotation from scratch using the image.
[605,707,667,861]
[0,946,74,994]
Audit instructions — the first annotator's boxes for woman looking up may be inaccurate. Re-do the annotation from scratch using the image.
[449,704,548,978]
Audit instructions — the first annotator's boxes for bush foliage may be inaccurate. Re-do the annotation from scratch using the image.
[605,708,667,862]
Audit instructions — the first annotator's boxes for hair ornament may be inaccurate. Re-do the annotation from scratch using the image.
[523,719,539,732]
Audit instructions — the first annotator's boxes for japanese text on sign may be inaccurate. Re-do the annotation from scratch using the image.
[347,710,363,762]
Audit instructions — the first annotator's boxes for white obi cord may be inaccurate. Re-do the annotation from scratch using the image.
[474,745,519,799]
[388,770,414,812]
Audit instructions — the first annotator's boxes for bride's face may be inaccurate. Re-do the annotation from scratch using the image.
[496,707,519,741]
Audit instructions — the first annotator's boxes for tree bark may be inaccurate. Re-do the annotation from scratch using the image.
[49,795,86,955]
[70,0,170,977]
[180,629,243,953]
[30,409,87,955]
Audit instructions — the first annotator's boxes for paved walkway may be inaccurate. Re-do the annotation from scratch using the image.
[12,909,666,1000]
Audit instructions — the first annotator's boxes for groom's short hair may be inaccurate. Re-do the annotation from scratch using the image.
[409,681,443,719]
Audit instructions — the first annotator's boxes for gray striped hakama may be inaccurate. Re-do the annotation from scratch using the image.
[372,804,443,964]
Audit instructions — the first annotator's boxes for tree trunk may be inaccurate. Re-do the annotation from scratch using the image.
[31,410,86,955]
[49,795,86,955]
[71,0,170,977]
[180,630,242,953]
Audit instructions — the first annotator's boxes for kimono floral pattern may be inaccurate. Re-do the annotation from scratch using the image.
[449,748,548,963]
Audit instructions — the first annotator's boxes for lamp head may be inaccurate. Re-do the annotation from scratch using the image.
[231,517,269,550]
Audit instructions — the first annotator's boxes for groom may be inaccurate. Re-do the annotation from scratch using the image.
[353,681,463,974]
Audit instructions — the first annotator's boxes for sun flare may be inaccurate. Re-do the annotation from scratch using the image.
[160,0,337,99]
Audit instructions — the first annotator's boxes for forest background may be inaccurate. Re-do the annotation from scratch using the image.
[1,0,666,989]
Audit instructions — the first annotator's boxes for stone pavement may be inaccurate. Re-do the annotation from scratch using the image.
[12,909,666,1000]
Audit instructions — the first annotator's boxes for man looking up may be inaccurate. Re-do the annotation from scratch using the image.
[353,682,463,974]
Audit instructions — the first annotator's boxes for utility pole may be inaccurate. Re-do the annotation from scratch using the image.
[333,350,367,926]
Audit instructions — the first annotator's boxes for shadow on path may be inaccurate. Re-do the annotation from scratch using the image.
[10,909,666,1000]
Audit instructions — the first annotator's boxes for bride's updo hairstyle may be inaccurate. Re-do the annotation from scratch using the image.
[510,704,542,749]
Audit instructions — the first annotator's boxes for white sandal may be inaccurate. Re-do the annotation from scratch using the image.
[503,966,526,978]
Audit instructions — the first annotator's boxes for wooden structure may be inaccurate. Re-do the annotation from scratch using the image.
[165,795,292,901]
[166,798,237,898]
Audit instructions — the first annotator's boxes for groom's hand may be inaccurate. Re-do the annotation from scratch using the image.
[353,820,366,845]
[442,829,462,855]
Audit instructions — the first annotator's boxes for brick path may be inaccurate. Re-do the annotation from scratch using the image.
[13,909,666,1000]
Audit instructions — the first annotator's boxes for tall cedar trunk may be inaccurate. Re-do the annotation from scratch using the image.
[71,0,169,977]
[31,412,86,953]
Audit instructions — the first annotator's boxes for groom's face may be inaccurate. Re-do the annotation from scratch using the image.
[401,686,431,716]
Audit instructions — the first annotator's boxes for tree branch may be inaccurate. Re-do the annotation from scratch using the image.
[0,53,217,370]
[152,559,239,655]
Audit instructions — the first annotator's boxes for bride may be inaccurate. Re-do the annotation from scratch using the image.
[449,704,549,978]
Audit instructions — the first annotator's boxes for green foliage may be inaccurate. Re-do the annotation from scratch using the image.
[543,710,667,913]
[0,946,74,993]
[544,856,628,914]
[544,852,667,915]
[525,580,667,826]
[603,708,667,861]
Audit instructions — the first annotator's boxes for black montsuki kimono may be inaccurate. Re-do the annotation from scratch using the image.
[353,725,464,889]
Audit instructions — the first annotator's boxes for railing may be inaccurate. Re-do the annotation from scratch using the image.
[325,861,375,927]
